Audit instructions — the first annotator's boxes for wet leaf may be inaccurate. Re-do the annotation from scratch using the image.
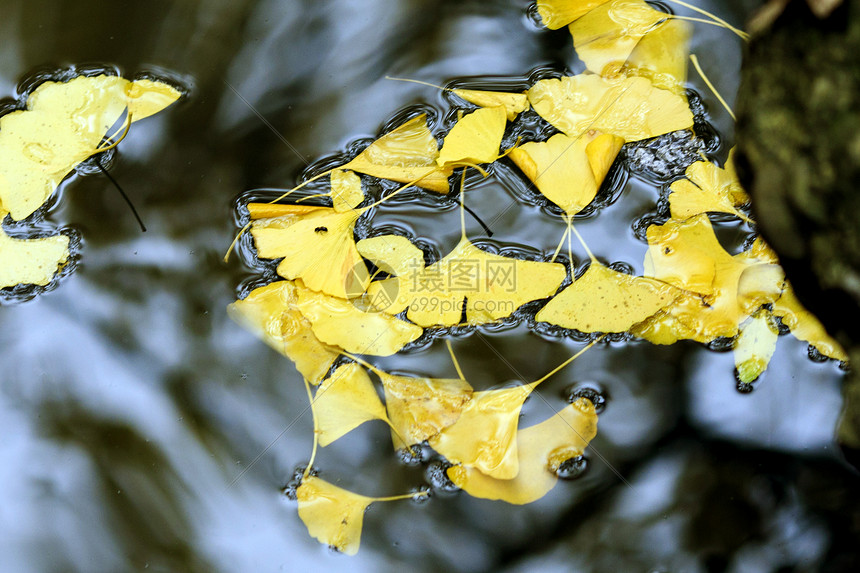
[429,382,539,479]
[528,74,693,142]
[734,311,779,384]
[623,18,692,93]
[0,75,180,220]
[452,89,529,121]
[437,106,508,167]
[343,114,453,193]
[536,260,680,333]
[508,131,623,217]
[227,281,339,385]
[294,281,423,357]
[296,476,373,556]
[314,363,390,446]
[448,398,598,504]
[377,369,473,449]
[0,223,69,288]
[248,203,369,299]
[668,156,751,221]
[357,234,426,314]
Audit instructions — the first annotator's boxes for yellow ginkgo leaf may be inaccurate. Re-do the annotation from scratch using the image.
[400,237,566,327]
[536,0,613,29]
[630,302,701,345]
[733,311,779,384]
[0,75,180,220]
[508,131,623,217]
[528,74,693,142]
[314,363,390,446]
[377,370,473,449]
[343,114,453,193]
[0,224,70,288]
[623,17,691,93]
[330,169,365,212]
[357,234,426,314]
[249,203,369,299]
[536,261,680,333]
[448,398,598,504]
[296,476,374,555]
[294,282,422,356]
[436,106,508,168]
[668,159,751,221]
[772,282,847,361]
[429,382,539,479]
[569,0,668,78]
[227,281,339,385]
[452,89,529,121]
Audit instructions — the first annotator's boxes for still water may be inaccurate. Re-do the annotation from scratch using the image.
[1,0,857,571]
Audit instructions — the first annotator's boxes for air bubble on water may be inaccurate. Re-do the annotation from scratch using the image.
[556,456,588,480]
[425,460,460,494]
[564,383,608,413]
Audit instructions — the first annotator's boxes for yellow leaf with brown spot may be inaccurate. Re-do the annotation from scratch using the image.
[249,204,369,299]
[448,399,598,504]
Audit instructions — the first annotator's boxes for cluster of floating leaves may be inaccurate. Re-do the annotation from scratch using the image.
[0,71,181,299]
[226,0,847,555]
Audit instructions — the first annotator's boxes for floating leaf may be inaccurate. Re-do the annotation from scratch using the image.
[377,370,473,449]
[227,281,339,385]
[436,106,508,167]
[536,260,680,333]
[734,311,779,384]
[0,223,70,288]
[772,282,848,361]
[343,114,453,193]
[536,0,613,29]
[314,363,390,446]
[357,234,426,314]
[330,169,365,212]
[448,399,598,504]
[453,89,529,121]
[249,203,369,299]
[623,17,691,93]
[528,74,693,142]
[508,131,623,217]
[294,282,423,356]
[296,476,374,555]
[0,75,180,220]
[668,157,750,221]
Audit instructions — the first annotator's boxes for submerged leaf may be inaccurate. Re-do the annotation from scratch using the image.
[448,399,598,504]
[377,370,473,449]
[227,281,339,385]
[248,203,369,299]
[296,476,373,556]
[0,224,70,288]
[0,75,180,220]
[528,74,693,142]
[429,382,539,479]
[343,114,453,193]
[508,131,623,217]
[452,89,529,121]
[536,261,680,332]
[734,311,779,384]
[314,363,389,446]
[437,106,508,167]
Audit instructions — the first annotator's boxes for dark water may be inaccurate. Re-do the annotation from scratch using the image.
[1,1,858,571]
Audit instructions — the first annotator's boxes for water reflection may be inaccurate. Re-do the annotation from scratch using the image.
[1,0,858,571]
